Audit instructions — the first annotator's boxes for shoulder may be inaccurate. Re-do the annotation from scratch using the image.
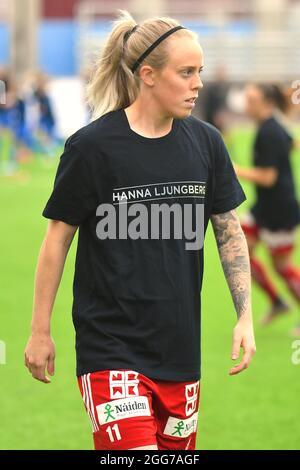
[64,110,118,155]
[258,117,285,140]
[181,114,224,148]
[181,116,230,175]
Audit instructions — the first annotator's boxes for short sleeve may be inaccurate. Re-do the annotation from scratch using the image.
[42,137,97,226]
[211,133,246,214]
[255,128,282,168]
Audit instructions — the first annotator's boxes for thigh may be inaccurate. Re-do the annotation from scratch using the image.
[260,227,297,262]
[152,378,200,451]
[77,370,157,450]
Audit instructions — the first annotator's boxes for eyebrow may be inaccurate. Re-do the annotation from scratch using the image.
[179,65,204,70]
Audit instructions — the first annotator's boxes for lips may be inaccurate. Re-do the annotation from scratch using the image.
[185,97,197,103]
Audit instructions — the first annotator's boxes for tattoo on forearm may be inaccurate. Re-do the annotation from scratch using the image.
[210,210,251,319]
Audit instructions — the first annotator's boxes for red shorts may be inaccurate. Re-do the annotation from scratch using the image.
[240,211,296,256]
[77,369,200,450]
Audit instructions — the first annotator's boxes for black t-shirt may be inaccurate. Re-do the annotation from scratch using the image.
[251,116,300,230]
[42,108,246,381]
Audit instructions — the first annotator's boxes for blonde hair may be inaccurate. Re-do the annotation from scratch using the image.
[86,9,198,120]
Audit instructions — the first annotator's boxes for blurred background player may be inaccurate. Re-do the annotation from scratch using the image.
[0,67,18,173]
[202,64,229,133]
[20,70,58,156]
[235,83,300,336]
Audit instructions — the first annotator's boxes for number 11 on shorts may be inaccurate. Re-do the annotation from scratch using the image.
[106,423,121,442]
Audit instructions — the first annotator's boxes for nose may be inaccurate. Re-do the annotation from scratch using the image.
[193,75,203,91]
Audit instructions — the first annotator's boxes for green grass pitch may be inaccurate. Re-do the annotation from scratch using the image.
[0,127,300,449]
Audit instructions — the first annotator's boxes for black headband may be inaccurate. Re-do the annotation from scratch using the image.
[130,25,186,74]
[123,24,139,46]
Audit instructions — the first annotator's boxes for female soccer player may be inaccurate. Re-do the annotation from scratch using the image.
[235,83,300,335]
[24,10,256,451]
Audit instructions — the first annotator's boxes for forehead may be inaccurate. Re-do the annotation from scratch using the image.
[246,85,263,99]
[166,36,203,67]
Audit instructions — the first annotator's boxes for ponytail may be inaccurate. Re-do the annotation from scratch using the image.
[256,83,290,113]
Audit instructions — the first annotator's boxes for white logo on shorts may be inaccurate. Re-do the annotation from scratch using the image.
[164,412,198,438]
[109,370,139,399]
[97,396,150,425]
[185,381,199,416]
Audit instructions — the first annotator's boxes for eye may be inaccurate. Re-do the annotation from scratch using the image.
[182,70,192,76]
[182,68,204,76]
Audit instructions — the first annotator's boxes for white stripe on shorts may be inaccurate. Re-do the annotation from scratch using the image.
[86,373,99,431]
[82,374,99,432]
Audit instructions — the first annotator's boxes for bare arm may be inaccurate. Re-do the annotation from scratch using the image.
[210,209,256,375]
[24,220,78,383]
[234,164,278,187]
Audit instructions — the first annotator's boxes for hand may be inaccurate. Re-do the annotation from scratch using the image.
[229,317,256,376]
[24,333,56,383]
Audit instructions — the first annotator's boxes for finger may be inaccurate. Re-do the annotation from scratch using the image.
[47,357,55,376]
[231,338,241,360]
[243,350,253,365]
[229,360,248,375]
[30,365,51,384]
[24,354,29,369]
[229,351,252,375]
[229,345,256,375]
[32,372,51,384]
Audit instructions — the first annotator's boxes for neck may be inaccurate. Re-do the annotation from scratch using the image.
[124,98,174,138]
[257,109,274,124]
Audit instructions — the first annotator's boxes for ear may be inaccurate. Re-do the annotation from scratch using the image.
[139,65,155,87]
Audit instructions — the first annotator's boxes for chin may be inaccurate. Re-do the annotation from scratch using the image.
[182,108,193,118]
[172,108,191,120]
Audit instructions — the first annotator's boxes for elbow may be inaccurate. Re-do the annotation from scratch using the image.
[260,169,278,188]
